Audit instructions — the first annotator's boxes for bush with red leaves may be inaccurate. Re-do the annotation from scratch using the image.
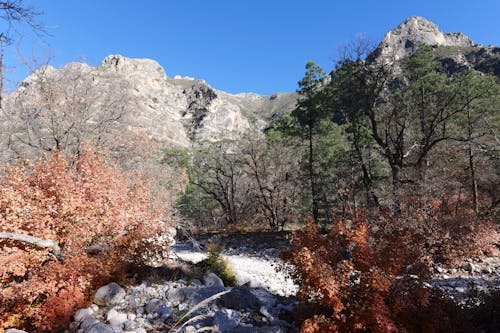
[283,211,497,333]
[0,149,172,332]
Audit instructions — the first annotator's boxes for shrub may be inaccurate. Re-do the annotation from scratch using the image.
[424,206,499,264]
[203,242,237,286]
[0,149,172,332]
[283,214,487,332]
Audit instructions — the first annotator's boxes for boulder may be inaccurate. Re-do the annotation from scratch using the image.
[145,298,165,314]
[168,286,226,307]
[123,320,138,331]
[94,282,126,307]
[166,286,197,306]
[463,262,477,273]
[204,272,225,288]
[74,308,95,322]
[214,308,240,333]
[189,286,227,307]
[106,308,128,327]
[84,322,117,333]
[259,306,274,321]
[249,288,276,307]
[80,318,101,331]
[218,284,262,310]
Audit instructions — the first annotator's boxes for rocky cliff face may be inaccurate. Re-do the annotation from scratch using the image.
[373,16,474,62]
[367,16,500,79]
[100,55,297,145]
[5,55,297,149]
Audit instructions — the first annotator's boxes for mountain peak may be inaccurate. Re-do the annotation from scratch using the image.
[375,16,473,61]
[101,54,168,79]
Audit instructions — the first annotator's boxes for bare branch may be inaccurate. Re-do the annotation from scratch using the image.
[0,231,62,259]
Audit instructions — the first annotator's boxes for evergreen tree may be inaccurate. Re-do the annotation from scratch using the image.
[277,61,346,224]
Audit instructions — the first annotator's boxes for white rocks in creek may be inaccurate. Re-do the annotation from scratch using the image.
[214,308,242,332]
[463,262,477,273]
[73,307,95,322]
[172,241,299,297]
[69,273,297,333]
[106,308,128,327]
[429,256,500,303]
[94,282,126,307]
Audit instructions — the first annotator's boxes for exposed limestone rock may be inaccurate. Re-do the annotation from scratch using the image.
[364,16,500,85]
[73,308,95,322]
[373,16,473,62]
[4,54,297,152]
[204,272,225,288]
[102,55,167,80]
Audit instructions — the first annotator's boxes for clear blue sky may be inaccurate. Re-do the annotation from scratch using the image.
[2,0,500,95]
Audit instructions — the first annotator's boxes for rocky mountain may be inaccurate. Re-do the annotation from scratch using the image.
[369,16,500,77]
[2,16,498,158]
[3,55,297,150]
[373,16,473,61]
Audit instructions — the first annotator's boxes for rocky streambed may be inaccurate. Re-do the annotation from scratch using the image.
[430,256,500,302]
[63,231,500,333]
[23,232,485,333]
[66,274,297,333]
[65,232,299,333]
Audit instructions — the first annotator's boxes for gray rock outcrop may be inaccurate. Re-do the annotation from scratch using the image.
[374,16,473,62]
[3,55,297,154]
[364,16,500,88]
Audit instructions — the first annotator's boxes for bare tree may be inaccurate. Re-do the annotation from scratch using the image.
[190,140,252,226]
[242,135,300,230]
[4,63,132,160]
[0,0,46,108]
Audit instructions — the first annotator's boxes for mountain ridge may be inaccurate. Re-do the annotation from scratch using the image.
[4,54,298,150]
[2,16,498,159]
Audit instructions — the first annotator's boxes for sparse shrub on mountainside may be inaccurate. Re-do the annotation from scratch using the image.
[283,208,498,333]
[0,149,172,332]
[2,62,132,163]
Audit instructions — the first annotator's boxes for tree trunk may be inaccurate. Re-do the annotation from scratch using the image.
[467,108,479,214]
[0,34,5,109]
[308,124,319,223]
[391,166,402,214]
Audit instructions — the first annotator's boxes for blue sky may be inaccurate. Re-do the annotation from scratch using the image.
[2,0,500,95]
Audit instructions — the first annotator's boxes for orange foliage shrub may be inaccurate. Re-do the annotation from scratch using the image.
[424,205,499,264]
[283,213,486,332]
[0,149,172,332]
